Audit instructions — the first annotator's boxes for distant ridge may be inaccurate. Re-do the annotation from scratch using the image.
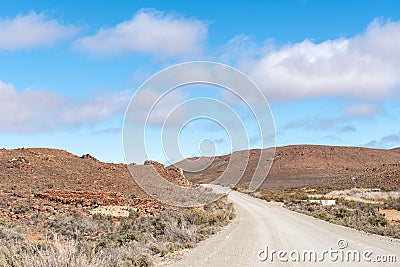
[176,145,400,190]
[390,147,400,154]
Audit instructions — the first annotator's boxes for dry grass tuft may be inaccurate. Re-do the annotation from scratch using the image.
[0,196,235,266]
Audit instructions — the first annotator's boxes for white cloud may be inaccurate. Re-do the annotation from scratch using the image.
[0,80,130,133]
[60,91,131,126]
[74,9,207,58]
[235,19,400,101]
[0,81,66,132]
[0,11,78,50]
[283,116,356,133]
[365,132,400,148]
[343,103,381,118]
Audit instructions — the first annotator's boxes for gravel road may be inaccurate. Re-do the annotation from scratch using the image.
[166,184,400,267]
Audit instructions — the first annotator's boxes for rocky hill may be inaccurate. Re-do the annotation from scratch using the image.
[0,148,144,196]
[0,148,192,222]
[176,145,400,190]
[391,147,400,154]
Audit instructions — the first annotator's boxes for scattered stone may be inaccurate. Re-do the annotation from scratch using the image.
[34,190,127,206]
[80,154,98,161]
[89,205,130,218]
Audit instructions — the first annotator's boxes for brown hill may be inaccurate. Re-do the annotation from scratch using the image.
[0,148,145,196]
[0,148,193,221]
[391,147,400,154]
[177,145,400,190]
[0,148,190,195]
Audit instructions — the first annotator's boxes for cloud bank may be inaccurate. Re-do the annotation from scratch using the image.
[0,81,130,133]
[284,116,356,133]
[0,12,78,50]
[234,19,400,101]
[343,104,381,118]
[365,132,400,148]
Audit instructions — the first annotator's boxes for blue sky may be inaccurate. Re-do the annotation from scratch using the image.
[1,0,400,163]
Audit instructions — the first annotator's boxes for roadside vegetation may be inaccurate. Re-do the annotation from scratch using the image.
[0,196,235,267]
[255,189,400,239]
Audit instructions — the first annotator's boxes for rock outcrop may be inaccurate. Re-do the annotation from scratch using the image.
[144,160,191,187]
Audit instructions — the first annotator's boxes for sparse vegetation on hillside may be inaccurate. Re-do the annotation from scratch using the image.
[0,196,235,267]
[383,198,400,211]
[0,148,236,266]
[255,189,309,203]
[256,189,400,239]
[287,199,400,239]
[180,145,400,191]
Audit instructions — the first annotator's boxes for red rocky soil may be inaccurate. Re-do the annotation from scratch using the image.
[0,148,190,223]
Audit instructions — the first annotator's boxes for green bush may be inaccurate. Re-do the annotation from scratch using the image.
[334,207,350,219]
[283,196,398,239]
[259,190,309,204]
[383,198,400,211]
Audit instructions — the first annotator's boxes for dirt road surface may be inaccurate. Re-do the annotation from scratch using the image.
[166,185,400,267]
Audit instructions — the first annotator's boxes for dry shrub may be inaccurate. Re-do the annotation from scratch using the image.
[0,197,235,266]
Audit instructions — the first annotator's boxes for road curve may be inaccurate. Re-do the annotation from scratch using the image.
[166,185,400,267]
